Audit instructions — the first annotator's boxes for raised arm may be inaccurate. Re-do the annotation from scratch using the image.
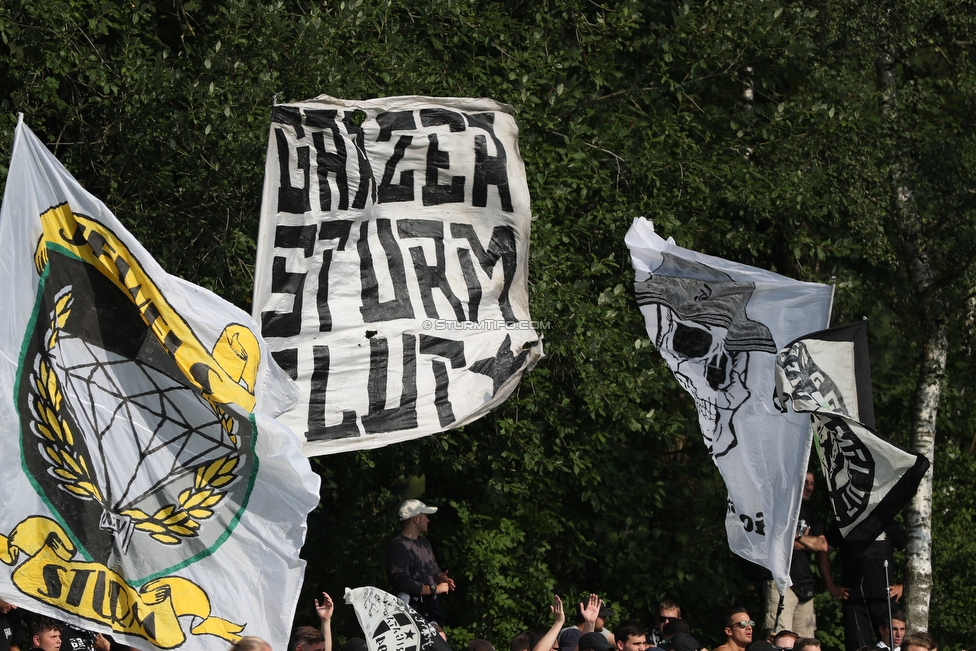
[316,592,334,651]
[580,594,600,634]
[532,595,566,651]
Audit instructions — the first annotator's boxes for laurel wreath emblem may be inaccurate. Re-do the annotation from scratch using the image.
[28,285,240,547]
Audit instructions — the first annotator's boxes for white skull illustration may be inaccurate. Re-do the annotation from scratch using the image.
[654,306,751,457]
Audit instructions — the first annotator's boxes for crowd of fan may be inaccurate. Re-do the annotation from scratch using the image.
[0,497,963,651]
[0,592,954,651]
[459,598,948,651]
[262,587,957,651]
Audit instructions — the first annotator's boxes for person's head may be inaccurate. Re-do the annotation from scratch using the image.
[512,631,532,651]
[879,612,906,649]
[658,600,681,628]
[792,638,820,651]
[901,632,937,651]
[613,621,647,651]
[802,472,815,501]
[669,634,704,651]
[773,630,798,651]
[31,617,61,651]
[662,620,690,640]
[340,639,368,651]
[230,637,272,651]
[467,640,495,651]
[579,633,613,651]
[290,626,325,651]
[575,599,613,631]
[722,607,753,648]
[398,499,438,534]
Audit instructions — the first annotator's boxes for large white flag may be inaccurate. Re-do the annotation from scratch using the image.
[0,117,320,651]
[625,217,832,593]
[253,95,542,456]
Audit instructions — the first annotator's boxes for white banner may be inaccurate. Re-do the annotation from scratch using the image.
[625,217,833,593]
[253,95,542,455]
[0,117,320,651]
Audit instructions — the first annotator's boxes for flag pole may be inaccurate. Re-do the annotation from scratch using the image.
[884,559,894,650]
[826,275,837,327]
[774,593,785,632]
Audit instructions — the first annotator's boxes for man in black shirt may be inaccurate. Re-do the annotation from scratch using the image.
[820,521,906,651]
[0,599,21,651]
[385,499,455,625]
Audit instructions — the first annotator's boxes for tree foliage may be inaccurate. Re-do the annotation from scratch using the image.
[3,0,976,648]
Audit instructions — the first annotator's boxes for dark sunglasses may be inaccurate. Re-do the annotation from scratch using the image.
[731,620,755,629]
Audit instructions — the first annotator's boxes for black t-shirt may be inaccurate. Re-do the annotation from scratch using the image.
[59,624,94,651]
[1,610,23,651]
[790,501,824,601]
[826,521,906,600]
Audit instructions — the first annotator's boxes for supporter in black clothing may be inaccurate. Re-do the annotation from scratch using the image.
[385,499,455,625]
[819,521,906,651]
[0,599,22,651]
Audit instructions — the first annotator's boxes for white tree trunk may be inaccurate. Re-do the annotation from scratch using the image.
[902,324,945,631]
[878,46,943,632]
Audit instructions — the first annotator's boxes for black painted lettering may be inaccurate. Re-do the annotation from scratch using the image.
[271,348,298,380]
[306,345,360,441]
[359,220,414,322]
[316,221,354,332]
[272,105,306,139]
[422,134,465,206]
[306,110,350,211]
[86,231,110,259]
[740,514,754,532]
[419,335,465,427]
[377,111,417,203]
[132,604,155,641]
[450,223,518,323]
[40,564,65,599]
[397,219,465,321]
[260,225,315,338]
[274,108,312,214]
[466,113,513,212]
[342,113,377,209]
[92,570,108,619]
[754,512,766,536]
[109,579,129,625]
[419,109,466,206]
[362,334,418,433]
[66,568,93,607]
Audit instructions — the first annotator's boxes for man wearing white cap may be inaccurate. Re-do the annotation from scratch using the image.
[385,499,456,624]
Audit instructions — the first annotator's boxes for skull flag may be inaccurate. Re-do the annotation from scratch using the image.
[625,217,833,593]
[774,321,929,543]
[0,117,320,651]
